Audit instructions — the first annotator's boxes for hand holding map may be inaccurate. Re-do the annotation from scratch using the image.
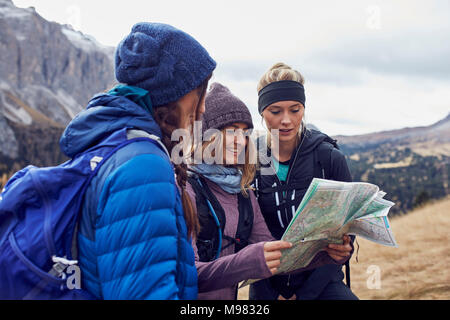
[278,178,397,274]
[324,234,353,262]
[241,178,397,287]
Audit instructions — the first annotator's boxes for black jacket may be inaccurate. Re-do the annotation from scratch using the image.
[254,129,353,298]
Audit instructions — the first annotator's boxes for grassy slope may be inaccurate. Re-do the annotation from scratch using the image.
[349,196,450,299]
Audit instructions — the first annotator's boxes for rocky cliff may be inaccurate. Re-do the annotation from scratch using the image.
[0,0,115,185]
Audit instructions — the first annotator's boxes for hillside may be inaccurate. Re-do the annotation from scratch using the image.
[238,196,450,300]
[334,114,450,215]
[0,0,115,187]
[348,196,450,299]
[0,1,447,214]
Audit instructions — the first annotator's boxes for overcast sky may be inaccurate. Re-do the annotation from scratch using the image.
[12,0,450,136]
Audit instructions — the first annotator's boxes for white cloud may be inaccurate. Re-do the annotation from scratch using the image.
[306,74,450,135]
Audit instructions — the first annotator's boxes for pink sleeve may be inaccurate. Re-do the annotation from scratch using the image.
[195,242,272,293]
[186,183,272,293]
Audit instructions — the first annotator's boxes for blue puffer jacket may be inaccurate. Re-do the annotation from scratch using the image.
[59,93,197,300]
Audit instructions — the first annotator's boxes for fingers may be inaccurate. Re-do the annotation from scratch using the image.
[263,241,292,275]
[264,240,292,252]
[328,235,352,252]
[326,236,352,261]
[264,250,282,261]
[268,262,280,275]
[267,259,280,270]
[264,248,282,274]
[326,244,351,261]
[327,242,352,253]
[325,247,350,260]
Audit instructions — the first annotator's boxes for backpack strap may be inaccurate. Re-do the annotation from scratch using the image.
[222,193,254,253]
[313,137,338,179]
[189,174,254,261]
[236,193,254,251]
[188,175,225,261]
[71,131,166,260]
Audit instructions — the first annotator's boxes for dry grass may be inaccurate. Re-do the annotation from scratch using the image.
[350,196,450,300]
[238,196,450,300]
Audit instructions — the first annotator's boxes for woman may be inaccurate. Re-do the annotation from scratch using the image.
[186,83,292,300]
[60,22,216,299]
[186,83,337,300]
[250,63,358,300]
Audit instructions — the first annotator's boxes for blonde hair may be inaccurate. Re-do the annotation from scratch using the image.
[257,62,305,92]
[258,63,307,147]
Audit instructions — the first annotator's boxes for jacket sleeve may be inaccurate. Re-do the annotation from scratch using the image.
[194,242,272,293]
[330,148,353,183]
[95,154,181,300]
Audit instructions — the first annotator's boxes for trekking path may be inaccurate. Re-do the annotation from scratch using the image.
[238,196,450,300]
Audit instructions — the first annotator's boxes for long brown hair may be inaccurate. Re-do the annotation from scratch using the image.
[153,77,211,238]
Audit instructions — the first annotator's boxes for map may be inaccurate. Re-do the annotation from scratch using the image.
[241,178,397,287]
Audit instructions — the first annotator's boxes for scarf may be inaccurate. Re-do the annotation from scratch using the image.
[108,84,153,116]
[190,164,242,194]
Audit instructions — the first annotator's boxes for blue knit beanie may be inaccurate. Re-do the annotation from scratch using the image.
[115,22,217,107]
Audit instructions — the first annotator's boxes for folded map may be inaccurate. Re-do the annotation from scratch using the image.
[241,178,398,287]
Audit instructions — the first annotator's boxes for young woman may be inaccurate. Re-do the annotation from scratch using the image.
[250,63,358,300]
[60,22,216,299]
[186,82,293,300]
[186,82,339,300]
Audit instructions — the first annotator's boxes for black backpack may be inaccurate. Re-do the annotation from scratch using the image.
[188,175,254,262]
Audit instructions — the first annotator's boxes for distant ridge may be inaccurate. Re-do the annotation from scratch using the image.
[334,113,450,155]
[332,113,450,214]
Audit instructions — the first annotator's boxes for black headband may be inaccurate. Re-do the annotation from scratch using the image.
[258,80,306,114]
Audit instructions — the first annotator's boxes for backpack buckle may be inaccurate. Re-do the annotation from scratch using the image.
[51,256,78,276]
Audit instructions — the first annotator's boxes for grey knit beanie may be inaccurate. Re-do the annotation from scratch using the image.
[202,82,253,132]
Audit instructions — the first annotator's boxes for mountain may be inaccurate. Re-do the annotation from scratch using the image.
[0,0,115,185]
[0,0,448,214]
[333,114,450,214]
[334,113,450,156]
